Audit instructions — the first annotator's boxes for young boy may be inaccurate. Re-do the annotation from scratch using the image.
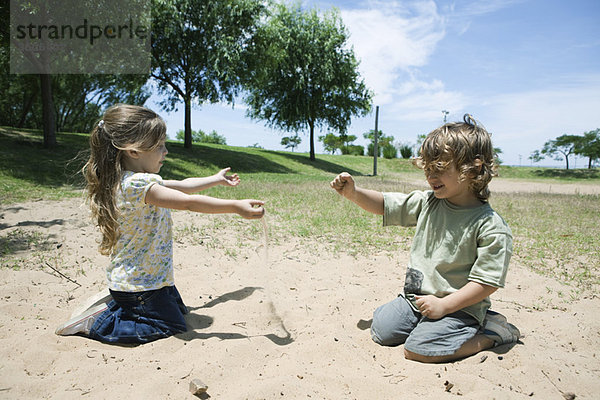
[330,114,520,363]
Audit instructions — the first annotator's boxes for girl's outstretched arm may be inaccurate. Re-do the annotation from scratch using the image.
[163,167,240,194]
[146,183,264,219]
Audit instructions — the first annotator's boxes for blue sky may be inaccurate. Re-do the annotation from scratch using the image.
[149,0,600,167]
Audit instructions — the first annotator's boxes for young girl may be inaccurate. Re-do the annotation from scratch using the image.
[55,104,265,344]
[331,114,520,363]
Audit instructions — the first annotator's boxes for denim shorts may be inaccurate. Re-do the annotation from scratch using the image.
[89,285,188,344]
[370,295,480,357]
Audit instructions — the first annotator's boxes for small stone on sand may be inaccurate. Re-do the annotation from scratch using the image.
[189,378,208,395]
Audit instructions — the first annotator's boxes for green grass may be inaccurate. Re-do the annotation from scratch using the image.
[498,164,600,181]
[492,193,600,291]
[1,127,599,294]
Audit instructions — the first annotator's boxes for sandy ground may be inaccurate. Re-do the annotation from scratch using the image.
[1,181,599,399]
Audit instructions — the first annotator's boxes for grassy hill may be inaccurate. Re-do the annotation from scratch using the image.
[1,126,598,205]
[0,126,422,204]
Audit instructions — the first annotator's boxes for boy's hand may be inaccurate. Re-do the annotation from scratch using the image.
[330,172,355,198]
[235,200,265,219]
[415,295,448,320]
[217,167,241,187]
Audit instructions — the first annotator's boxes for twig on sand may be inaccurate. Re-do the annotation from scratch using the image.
[541,370,576,399]
[493,298,536,311]
[44,262,81,287]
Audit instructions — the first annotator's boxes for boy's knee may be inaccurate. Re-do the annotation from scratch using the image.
[370,318,407,347]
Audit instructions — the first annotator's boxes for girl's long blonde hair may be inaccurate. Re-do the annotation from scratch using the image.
[413,114,498,202]
[82,104,166,255]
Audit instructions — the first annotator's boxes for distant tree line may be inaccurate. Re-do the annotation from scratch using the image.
[316,130,415,159]
[1,0,372,161]
[175,129,227,145]
[529,129,600,169]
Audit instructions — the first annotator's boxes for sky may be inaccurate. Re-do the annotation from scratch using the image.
[148,0,600,167]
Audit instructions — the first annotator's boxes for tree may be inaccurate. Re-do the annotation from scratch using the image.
[318,133,342,154]
[363,130,393,157]
[5,0,151,145]
[338,133,359,155]
[339,133,357,148]
[54,74,149,133]
[3,0,56,147]
[341,145,364,156]
[541,134,580,169]
[151,0,265,148]
[0,72,41,129]
[574,129,600,169]
[494,147,503,165]
[382,143,397,159]
[529,150,544,164]
[176,129,205,143]
[414,133,427,155]
[244,3,373,161]
[176,128,227,145]
[0,70,148,134]
[281,135,301,152]
[203,130,227,145]
[398,144,413,159]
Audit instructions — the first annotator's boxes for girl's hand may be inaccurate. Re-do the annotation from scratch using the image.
[217,167,240,187]
[235,200,265,219]
[330,172,355,198]
[415,295,448,320]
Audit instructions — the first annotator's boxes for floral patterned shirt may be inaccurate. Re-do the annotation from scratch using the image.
[107,171,174,292]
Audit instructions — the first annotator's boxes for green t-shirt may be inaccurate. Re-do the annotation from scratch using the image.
[383,190,513,324]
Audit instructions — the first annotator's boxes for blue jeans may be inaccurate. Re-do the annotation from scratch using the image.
[89,285,188,344]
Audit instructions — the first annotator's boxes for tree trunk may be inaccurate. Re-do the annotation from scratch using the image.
[184,96,192,149]
[17,85,37,128]
[40,74,56,148]
[309,119,315,161]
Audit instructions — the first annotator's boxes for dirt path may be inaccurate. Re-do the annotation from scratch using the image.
[406,177,600,195]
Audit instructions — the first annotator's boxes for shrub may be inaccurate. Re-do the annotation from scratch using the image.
[399,144,413,159]
[382,143,397,159]
[341,144,364,156]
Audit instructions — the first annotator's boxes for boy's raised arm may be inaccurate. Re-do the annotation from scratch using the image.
[331,172,384,215]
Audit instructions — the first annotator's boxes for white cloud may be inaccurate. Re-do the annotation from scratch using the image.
[440,0,527,18]
[340,1,445,105]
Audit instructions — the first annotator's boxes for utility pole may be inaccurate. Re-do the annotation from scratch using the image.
[442,110,449,123]
[373,105,379,176]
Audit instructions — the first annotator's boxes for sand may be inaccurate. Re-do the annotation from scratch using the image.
[1,180,599,399]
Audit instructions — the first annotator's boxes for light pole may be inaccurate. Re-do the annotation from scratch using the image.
[442,110,449,123]
[373,105,379,176]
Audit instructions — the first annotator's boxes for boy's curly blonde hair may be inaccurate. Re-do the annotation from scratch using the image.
[413,114,498,202]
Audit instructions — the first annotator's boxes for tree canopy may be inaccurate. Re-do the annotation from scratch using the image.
[574,129,600,169]
[151,0,265,148]
[244,3,373,160]
[281,135,301,152]
[542,134,583,169]
[175,129,227,145]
